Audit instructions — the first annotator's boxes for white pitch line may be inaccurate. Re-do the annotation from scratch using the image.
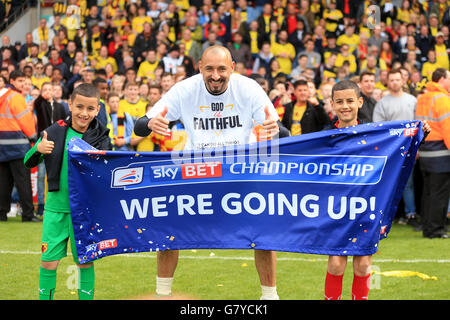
[1,250,449,263]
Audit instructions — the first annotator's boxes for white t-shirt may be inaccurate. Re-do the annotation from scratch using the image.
[147,73,279,150]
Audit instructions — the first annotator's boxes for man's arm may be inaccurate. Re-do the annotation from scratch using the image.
[438,96,450,149]
[277,121,290,138]
[134,105,170,137]
[134,115,152,137]
[11,94,37,142]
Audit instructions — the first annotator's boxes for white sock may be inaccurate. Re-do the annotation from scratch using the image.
[156,276,173,296]
[260,285,279,300]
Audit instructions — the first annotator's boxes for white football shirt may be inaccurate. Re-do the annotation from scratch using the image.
[147,73,279,150]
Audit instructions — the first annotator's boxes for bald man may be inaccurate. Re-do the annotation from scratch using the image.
[134,45,288,299]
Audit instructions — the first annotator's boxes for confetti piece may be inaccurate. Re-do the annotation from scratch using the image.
[209,252,215,257]
[217,284,223,287]
[361,140,366,144]
[137,229,142,233]
[169,236,175,241]
[372,270,438,281]
[352,238,357,243]
[191,249,197,253]
[241,263,248,267]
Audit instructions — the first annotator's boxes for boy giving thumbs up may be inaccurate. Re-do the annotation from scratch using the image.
[24,84,112,300]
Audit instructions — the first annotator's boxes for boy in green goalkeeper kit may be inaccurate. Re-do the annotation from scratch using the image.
[24,84,111,300]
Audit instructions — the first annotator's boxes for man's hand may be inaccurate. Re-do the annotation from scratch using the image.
[258,106,279,140]
[36,131,54,154]
[148,106,170,136]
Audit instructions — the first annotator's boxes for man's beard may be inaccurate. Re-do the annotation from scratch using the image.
[206,78,226,95]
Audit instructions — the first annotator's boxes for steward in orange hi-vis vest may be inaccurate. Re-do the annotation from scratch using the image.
[0,87,37,161]
[415,68,450,239]
[0,69,39,222]
[415,80,450,173]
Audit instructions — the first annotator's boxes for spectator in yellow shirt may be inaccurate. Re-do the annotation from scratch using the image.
[132,6,152,35]
[428,14,439,36]
[359,45,388,72]
[396,1,414,24]
[335,44,357,74]
[360,55,382,78]
[95,45,118,73]
[375,70,388,91]
[337,25,360,53]
[422,50,439,81]
[322,0,343,34]
[434,32,449,70]
[112,7,127,31]
[130,83,164,152]
[61,8,79,41]
[271,29,296,75]
[137,49,161,82]
[31,61,51,90]
[118,82,147,122]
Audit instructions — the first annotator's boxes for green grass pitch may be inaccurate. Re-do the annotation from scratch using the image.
[0,217,448,300]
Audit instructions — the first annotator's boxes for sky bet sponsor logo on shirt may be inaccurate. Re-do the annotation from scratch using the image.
[110,154,386,190]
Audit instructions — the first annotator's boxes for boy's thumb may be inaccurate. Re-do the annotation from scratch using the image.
[42,131,48,141]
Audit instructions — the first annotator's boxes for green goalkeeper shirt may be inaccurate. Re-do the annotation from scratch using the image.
[25,127,83,213]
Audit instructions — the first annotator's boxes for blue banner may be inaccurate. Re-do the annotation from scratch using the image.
[68,121,423,264]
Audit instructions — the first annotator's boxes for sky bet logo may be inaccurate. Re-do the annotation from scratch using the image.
[152,162,222,181]
[389,127,418,137]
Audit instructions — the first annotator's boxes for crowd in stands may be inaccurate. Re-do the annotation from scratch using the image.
[0,0,449,224]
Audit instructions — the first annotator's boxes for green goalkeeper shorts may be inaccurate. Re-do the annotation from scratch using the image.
[41,209,78,263]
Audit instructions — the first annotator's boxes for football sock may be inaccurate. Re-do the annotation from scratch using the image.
[156,276,173,296]
[260,285,279,300]
[352,273,370,300]
[78,265,95,300]
[324,271,343,300]
[39,267,56,300]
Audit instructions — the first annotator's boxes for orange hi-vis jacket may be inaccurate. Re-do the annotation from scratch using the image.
[0,87,37,161]
[415,82,450,173]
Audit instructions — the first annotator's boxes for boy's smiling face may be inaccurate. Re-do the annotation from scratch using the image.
[69,94,100,133]
[331,89,363,128]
